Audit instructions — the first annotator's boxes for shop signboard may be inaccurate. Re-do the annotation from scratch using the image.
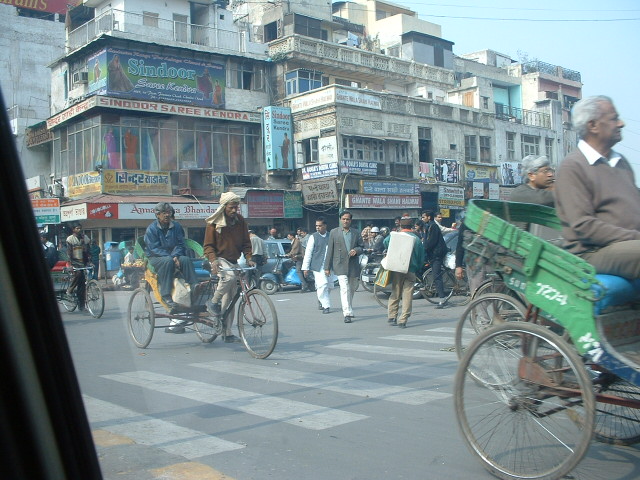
[360,180,420,195]
[246,191,284,218]
[464,164,499,183]
[32,198,60,224]
[87,48,226,109]
[87,203,119,220]
[211,173,225,198]
[302,180,339,205]
[102,170,172,195]
[318,136,338,164]
[302,162,339,180]
[263,106,293,170]
[60,203,88,222]
[340,160,378,176]
[345,194,421,209]
[117,203,239,220]
[438,186,465,207]
[284,191,303,218]
[67,171,103,198]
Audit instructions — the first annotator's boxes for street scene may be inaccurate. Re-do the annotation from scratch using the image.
[62,287,639,480]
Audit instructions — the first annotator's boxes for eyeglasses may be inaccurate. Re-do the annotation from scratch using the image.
[536,167,555,175]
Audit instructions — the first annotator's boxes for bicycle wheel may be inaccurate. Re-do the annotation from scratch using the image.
[127,288,155,348]
[455,293,528,361]
[194,315,222,343]
[591,371,640,445]
[61,291,77,312]
[472,277,509,300]
[421,267,453,304]
[455,323,595,480]
[373,281,392,309]
[238,289,278,359]
[85,280,104,318]
[447,268,471,307]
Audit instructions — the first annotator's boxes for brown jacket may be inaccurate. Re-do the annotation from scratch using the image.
[203,214,252,263]
[289,237,304,261]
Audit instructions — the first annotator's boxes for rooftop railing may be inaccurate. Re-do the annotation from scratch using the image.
[495,103,551,129]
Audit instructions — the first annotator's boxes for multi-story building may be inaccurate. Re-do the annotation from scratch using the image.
[8,0,582,250]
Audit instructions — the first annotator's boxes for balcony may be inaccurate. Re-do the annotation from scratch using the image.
[495,103,550,129]
[67,9,267,58]
[269,35,455,88]
[518,61,582,84]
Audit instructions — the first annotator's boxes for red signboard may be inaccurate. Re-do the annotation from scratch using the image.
[246,191,284,218]
[86,203,119,220]
[7,0,82,15]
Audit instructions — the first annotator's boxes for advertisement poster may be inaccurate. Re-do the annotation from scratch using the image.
[464,164,498,183]
[87,48,226,108]
[500,162,523,186]
[263,106,293,170]
[419,162,436,183]
[434,158,459,183]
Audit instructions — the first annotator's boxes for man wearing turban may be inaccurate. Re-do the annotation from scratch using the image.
[204,192,254,343]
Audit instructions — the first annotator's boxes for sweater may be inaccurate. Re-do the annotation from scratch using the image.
[203,214,252,263]
[509,184,555,207]
[555,149,640,255]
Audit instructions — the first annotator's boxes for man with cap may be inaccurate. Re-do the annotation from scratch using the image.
[384,216,425,327]
[509,154,555,206]
[144,202,198,327]
[204,192,254,343]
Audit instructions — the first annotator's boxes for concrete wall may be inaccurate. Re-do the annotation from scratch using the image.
[0,5,65,179]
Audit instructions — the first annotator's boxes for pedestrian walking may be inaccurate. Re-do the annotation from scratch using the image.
[302,217,336,314]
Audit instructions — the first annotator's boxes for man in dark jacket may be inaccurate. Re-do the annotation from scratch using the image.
[423,211,447,307]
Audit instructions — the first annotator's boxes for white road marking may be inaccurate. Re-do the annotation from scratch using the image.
[83,395,243,458]
[101,371,367,430]
[380,334,453,344]
[192,361,450,405]
[328,343,457,358]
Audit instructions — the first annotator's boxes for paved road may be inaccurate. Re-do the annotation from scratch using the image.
[61,286,640,480]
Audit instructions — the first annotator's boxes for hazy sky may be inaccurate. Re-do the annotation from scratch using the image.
[406,0,640,182]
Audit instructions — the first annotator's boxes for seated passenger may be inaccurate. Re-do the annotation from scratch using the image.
[555,96,640,280]
[144,202,197,311]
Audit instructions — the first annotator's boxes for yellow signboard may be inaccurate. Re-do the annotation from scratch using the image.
[102,170,172,195]
[67,171,102,198]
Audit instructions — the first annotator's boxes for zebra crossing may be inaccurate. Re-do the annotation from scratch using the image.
[86,326,459,460]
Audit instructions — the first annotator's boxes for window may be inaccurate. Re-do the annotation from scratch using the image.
[230,62,264,91]
[521,134,540,157]
[301,138,318,164]
[293,14,321,39]
[464,135,477,162]
[389,141,411,178]
[482,96,489,109]
[342,137,384,162]
[545,138,554,164]
[285,70,326,96]
[142,11,159,27]
[506,132,516,160]
[418,127,432,164]
[479,136,491,163]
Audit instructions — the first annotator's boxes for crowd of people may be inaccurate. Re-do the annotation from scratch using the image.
[44,95,638,339]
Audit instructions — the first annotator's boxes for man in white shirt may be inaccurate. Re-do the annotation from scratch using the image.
[302,216,335,314]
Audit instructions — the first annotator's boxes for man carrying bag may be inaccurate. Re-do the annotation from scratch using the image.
[383,217,424,328]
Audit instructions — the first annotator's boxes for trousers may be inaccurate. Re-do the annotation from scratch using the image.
[212,258,238,335]
[581,240,640,280]
[388,271,417,323]
[337,274,358,317]
[149,255,197,298]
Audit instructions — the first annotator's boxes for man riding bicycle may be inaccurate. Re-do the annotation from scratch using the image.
[204,192,255,343]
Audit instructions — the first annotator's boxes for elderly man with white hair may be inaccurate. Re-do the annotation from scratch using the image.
[555,95,640,280]
[509,154,555,206]
[204,191,255,343]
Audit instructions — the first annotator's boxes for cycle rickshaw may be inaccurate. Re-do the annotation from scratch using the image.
[51,264,105,318]
[127,237,278,359]
[454,199,640,480]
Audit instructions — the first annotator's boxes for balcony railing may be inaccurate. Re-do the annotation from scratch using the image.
[67,9,266,57]
[495,103,550,128]
[520,61,581,83]
[269,35,456,87]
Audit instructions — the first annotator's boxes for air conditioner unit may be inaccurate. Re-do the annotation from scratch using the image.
[72,71,88,84]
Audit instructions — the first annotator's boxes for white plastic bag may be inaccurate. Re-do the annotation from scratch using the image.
[172,278,191,307]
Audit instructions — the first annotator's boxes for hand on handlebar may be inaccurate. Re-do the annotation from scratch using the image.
[455,266,464,280]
